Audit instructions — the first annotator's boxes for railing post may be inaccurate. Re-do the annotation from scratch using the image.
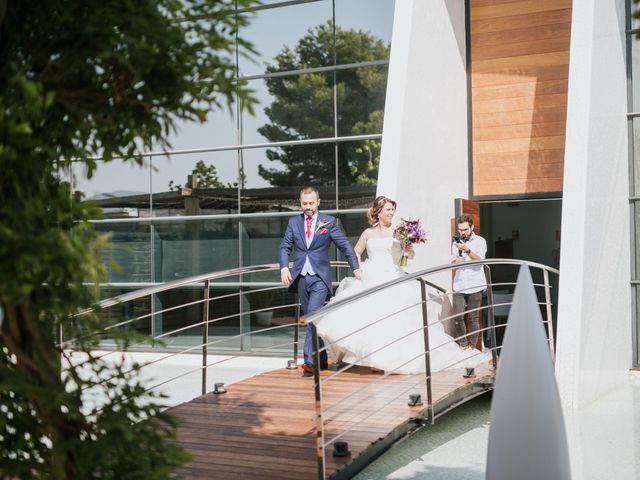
[484,265,498,369]
[311,323,326,479]
[543,269,556,361]
[419,279,434,424]
[202,279,210,395]
[293,293,301,366]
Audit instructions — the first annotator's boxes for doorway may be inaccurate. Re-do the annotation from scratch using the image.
[479,199,562,268]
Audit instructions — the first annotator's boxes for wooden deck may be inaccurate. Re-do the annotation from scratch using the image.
[170,364,495,479]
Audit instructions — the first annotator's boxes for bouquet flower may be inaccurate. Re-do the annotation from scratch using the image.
[393,218,427,267]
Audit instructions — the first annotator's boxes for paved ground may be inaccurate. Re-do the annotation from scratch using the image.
[355,393,492,480]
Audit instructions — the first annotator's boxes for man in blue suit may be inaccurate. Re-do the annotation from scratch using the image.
[279,186,361,375]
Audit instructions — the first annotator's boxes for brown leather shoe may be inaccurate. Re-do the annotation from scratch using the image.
[301,363,313,374]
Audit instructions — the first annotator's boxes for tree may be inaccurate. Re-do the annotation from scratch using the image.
[0,1,256,478]
[169,160,246,191]
[257,21,389,187]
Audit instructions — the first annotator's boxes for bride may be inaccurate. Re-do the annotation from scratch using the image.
[314,196,487,374]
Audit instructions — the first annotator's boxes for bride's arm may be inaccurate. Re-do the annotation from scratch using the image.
[353,230,368,263]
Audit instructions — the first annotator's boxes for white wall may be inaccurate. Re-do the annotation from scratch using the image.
[556,0,631,409]
[377,0,469,283]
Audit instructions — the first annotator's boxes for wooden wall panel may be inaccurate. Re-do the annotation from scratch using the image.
[470,0,572,198]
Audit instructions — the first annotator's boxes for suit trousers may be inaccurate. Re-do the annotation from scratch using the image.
[298,274,330,366]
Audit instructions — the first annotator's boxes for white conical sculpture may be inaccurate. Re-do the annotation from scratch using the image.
[486,266,570,480]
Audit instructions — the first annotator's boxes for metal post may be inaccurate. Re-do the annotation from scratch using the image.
[484,265,498,369]
[543,269,556,361]
[419,279,434,424]
[202,279,210,395]
[293,293,301,365]
[311,323,326,479]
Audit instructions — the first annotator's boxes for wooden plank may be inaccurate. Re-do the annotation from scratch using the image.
[473,135,566,155]
[472,21,571,47]
[473,121,566,141]
[472,93,567,114]
[472,79,568,101]
[474,178,563,196]
[472,51,569,73]
[470,0,572,21]
[472,64,570,88]
[473,105,568,128]
[472,34,571,62]
[474,149,565,167]
[471,8,572,34]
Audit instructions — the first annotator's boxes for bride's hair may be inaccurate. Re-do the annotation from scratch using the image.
[367,196,397,225]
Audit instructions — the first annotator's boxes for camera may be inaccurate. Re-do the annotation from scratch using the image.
[453,235,462,243]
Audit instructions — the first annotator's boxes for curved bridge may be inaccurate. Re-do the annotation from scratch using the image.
[70,259,558,479]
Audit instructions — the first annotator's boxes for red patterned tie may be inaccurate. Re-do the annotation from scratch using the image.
[306,216,313,239]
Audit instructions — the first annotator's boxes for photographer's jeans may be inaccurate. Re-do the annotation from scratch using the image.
[452,290,485,348]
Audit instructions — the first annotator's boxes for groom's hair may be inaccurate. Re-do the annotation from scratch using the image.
[299,186,320,198]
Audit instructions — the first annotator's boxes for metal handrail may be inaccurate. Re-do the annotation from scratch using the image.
[308,258,558,479]
[305,258,558,323]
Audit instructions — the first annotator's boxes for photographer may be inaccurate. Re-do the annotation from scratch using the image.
[451,214,487,349]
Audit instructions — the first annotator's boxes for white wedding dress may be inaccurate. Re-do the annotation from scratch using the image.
[314,236,487,374]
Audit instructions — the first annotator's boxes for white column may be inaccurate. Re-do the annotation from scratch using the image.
[556,0,631,409]
[377,0,469,276]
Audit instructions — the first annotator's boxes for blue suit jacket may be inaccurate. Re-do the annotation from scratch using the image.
[279,212,360,293]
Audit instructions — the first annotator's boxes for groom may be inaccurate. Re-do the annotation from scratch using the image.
[279,186,361,376]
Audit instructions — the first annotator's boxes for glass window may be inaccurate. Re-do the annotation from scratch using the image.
[94,221,152,284]
[334,0,394,66]
[163,106,238,150]
[242,71,336,146]
[631,34,640,113]
[336,64,388,137]
[239,144,338,212]
[152,217,240,281]
[74,158,152,213]
[632,119,640,196]
[238,1,334,76]
[335,0,395,58]
[151,151,240,215]
[241,215,291,269]
[336,139,380,208]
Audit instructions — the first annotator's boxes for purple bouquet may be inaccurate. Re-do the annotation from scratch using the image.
[393,218,427,267]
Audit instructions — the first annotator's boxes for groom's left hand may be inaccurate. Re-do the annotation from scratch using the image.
[354,269,362,280]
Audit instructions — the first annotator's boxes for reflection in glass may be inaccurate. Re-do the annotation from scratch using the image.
[151,152,240,216]
[95,222,152,283]
[242,72,334,146]
[632,36,640,113]
[153,217,240,281]
[238,1,333,75]
[163,107,238,150]
[334,210,369,280]
[336,139,380,209]
[335,0,395,53]
[73,158,151,211]
[240,145,337,211]
[633,119,640,197]
[336,65,388,137]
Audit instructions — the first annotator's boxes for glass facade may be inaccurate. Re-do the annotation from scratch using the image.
[75,0,395,352]
[627,2,640,367]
